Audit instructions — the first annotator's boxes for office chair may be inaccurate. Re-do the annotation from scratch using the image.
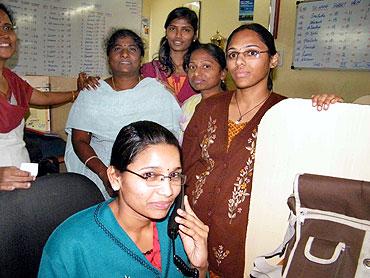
[0,173,105,278]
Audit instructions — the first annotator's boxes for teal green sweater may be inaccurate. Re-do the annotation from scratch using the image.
[38,200,188,277]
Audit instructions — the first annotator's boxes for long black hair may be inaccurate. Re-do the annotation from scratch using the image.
[157,7,200,76]
[226,23,277,91]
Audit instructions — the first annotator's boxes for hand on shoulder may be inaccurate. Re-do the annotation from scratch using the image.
[77,72,101,91]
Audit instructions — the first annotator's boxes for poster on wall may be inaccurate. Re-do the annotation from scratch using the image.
[239,0,254,21]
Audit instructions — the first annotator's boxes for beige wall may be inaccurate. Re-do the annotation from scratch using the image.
[275,1,369,101]
[49,76,77,140]
[144,0,370,101]
[142,0,152,62]
[147,0,263,60]
[25,76,76,141]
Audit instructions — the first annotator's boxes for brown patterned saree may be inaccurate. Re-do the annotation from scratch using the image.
[183,91,286,277]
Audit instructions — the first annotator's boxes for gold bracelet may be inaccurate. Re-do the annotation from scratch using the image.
[71,90,76,102]
[84,155,98,166]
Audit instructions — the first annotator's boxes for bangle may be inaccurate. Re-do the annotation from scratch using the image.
[71,90,76,102]
[84,155,98,166]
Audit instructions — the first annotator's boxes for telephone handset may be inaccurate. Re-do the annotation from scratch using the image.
[167,186,199,278]
[168,184,185,240]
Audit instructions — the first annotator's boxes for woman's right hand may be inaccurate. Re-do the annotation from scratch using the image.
[175,195,209,275]
[0,166,35,191]
[77,72,101,91]
[311,94,344,111]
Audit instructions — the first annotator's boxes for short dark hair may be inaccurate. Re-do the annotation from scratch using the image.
[0,4,15,25]
[110,121,181,172]
[158,7,200,75]
[226,23,277,90]
[187,43,226,70]
[106,29,144,57]
[186,43,227,91]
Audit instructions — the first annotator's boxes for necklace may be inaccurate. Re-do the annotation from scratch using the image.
[112,75,141,91]
[234,91,271,124]
[142,249,153,255]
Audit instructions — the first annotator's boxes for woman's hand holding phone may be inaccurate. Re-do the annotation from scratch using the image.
[175,195,209,275]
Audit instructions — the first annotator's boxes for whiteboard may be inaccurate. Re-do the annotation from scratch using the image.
[4,0,142,77]
[292,0,370,70]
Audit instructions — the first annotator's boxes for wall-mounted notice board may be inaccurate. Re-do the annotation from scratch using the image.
[4,0,142,77]
[292,0,369,70]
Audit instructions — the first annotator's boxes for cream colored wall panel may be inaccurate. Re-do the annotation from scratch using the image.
[22,76,51,133]
[49,77,77,140]
[244,99,370,276]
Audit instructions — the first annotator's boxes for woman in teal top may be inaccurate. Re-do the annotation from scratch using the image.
[39,121,209,277]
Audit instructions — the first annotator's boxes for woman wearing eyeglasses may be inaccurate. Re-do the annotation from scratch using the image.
[0,4,81,191]
[182,23,343,277]
[39,121,209,277]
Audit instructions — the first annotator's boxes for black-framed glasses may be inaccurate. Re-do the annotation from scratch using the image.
[226,48,269,61]
[124,169,187,187]
[0,23,17,33]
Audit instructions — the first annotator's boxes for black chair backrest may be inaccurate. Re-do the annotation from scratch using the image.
[0,173,105,278]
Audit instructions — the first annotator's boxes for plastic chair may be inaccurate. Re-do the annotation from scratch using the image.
[0,173,105,278]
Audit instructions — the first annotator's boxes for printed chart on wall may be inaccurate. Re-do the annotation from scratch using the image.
[292,0,369,70]
[4,0,142,77]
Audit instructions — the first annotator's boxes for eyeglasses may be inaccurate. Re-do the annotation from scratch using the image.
[226,49,269,61]
[124,169,187,187]
[0,23,17,33]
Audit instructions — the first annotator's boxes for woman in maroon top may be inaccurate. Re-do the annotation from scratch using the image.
[140,7,200,104]
[0,4,80,191]
[182,23,342,277]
